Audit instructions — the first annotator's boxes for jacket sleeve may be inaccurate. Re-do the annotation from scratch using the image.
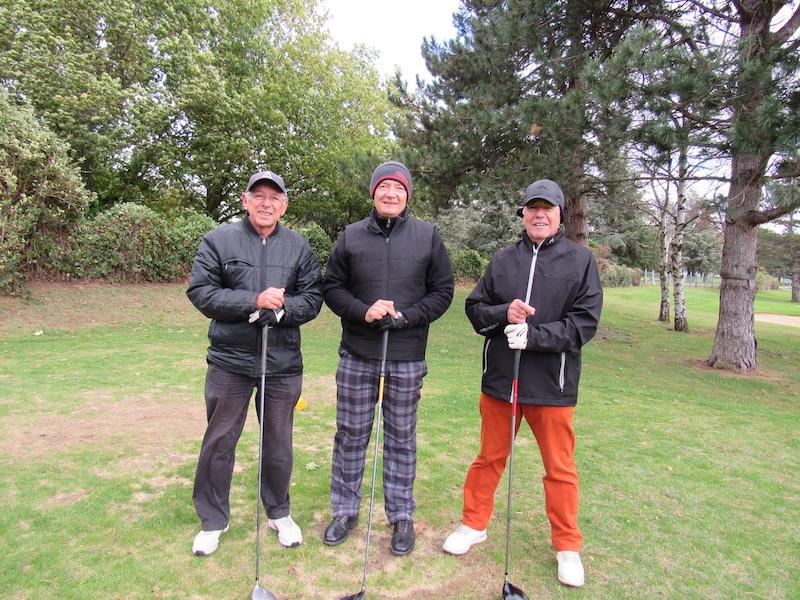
[464,256,511,337]
[323,230,371,323]
[186,234,257,322]
[401,228,455,327]
[281,242,323,327]
[526,255,603,352]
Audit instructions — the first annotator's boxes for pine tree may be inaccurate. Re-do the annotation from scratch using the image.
[394,0,670,244]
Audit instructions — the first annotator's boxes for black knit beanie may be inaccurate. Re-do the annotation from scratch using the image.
[369,161,412,199]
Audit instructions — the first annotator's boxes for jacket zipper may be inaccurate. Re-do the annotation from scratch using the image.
[506,244,538,401]
[524,246,538,304]
[526,243,564,392]
[483,338,491,375]
[383,235,390,296]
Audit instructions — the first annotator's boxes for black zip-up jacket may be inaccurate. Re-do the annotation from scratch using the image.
[186,219,323,377]
[465,230,602,406]
[323,209,454,361]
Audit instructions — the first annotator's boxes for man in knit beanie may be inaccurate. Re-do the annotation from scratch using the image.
[322,160,454,556]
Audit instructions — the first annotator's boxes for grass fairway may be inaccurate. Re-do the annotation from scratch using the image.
[0,282,798,599]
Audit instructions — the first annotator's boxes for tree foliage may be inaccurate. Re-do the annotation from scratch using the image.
[0,0,396,226]
[0,92,94,295]
[393,0,671,246]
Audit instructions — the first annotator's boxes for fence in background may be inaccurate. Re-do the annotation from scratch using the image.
[641,270,721,287]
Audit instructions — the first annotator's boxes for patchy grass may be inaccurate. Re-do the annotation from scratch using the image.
[0,282,798,599]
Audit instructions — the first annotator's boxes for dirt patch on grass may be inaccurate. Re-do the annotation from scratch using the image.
[39,489,90,509]
[687,359,793,385]
[755,313,800,328]
[0,390,204,468]
[301,374,338,406]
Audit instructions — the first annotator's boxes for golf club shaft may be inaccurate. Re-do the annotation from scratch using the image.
[504,349,522,578]
[255,324,269,584]
[357,328,390,594]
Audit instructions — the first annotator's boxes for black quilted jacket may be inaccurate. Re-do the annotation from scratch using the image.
[187,219,323,377]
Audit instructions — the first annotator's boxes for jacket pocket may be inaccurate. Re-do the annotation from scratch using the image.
[222,257,256,289]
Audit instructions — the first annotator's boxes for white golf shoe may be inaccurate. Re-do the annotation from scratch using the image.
[442,523,487,555]
[556,551,585,587]
[267,515,303,547]
[192,525,229,556]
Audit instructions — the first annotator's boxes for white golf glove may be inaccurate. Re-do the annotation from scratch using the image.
[504,323,528,350]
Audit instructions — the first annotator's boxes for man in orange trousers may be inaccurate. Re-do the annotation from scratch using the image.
[442,180,602,588]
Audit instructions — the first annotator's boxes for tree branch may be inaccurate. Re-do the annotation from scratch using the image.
[685,0,737,23]
[608,9,701,55]
[773,5,800,45]
[743,203,800,226]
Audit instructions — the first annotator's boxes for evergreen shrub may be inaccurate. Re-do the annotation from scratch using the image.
[67,204,216,281]
[451,249,486,282]
[756,271,780,291]
[296,222,333,271]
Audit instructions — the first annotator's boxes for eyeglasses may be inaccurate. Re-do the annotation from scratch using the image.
[248,192,286,204]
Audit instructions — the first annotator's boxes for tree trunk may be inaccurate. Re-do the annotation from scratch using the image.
[707,154,761,371]
[706,4,775,372]
[565,191,589,247]
[658,207,670,322]
[671,143,688,332]
[792,271,800,303]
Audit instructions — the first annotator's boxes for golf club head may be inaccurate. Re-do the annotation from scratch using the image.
[339,591,365,600]
[502,580,529,600]
[252,583,278,600]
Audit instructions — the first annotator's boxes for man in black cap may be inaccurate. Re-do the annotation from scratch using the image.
[186,170,323,556]
[442,179,602,588]
[322,160,454,555]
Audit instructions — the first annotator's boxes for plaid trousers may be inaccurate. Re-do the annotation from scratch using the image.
[329,350,427,524]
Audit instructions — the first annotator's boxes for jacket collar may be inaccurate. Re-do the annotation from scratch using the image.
[522,228,564,251]
[242,216,282,239]
[366,207,409,234]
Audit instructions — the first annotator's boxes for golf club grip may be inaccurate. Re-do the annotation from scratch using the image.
[511,349,521,405]
[261,324,269,374]
[379,328,389,376]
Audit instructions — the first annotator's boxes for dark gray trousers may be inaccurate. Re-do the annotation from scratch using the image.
[193,363,301,530]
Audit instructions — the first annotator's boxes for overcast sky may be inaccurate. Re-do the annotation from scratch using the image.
[321,0,462,85]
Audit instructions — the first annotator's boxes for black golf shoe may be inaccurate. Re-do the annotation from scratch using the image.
[323,515,358,545]
[390,520,415,555]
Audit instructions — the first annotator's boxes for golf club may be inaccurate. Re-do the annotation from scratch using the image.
[340,328,390,600]
[253,323,278,600]
[501,349,529,600]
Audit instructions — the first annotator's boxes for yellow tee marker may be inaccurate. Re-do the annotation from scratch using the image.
[295,396,308,411]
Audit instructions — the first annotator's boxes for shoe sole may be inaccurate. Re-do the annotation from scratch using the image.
[323,531,351,546]
[442,532,488,556]
[267,521,302,548]
[193,526,229,556]
[323,519,358,546]
[390,541,415,556]
[557,576,585,588]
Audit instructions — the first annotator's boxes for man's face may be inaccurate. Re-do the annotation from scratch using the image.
[522,199,561,244]
[373,179,408,218]
[242,182,287,235]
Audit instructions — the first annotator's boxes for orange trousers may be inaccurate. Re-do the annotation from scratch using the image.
[462,392,583,551]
